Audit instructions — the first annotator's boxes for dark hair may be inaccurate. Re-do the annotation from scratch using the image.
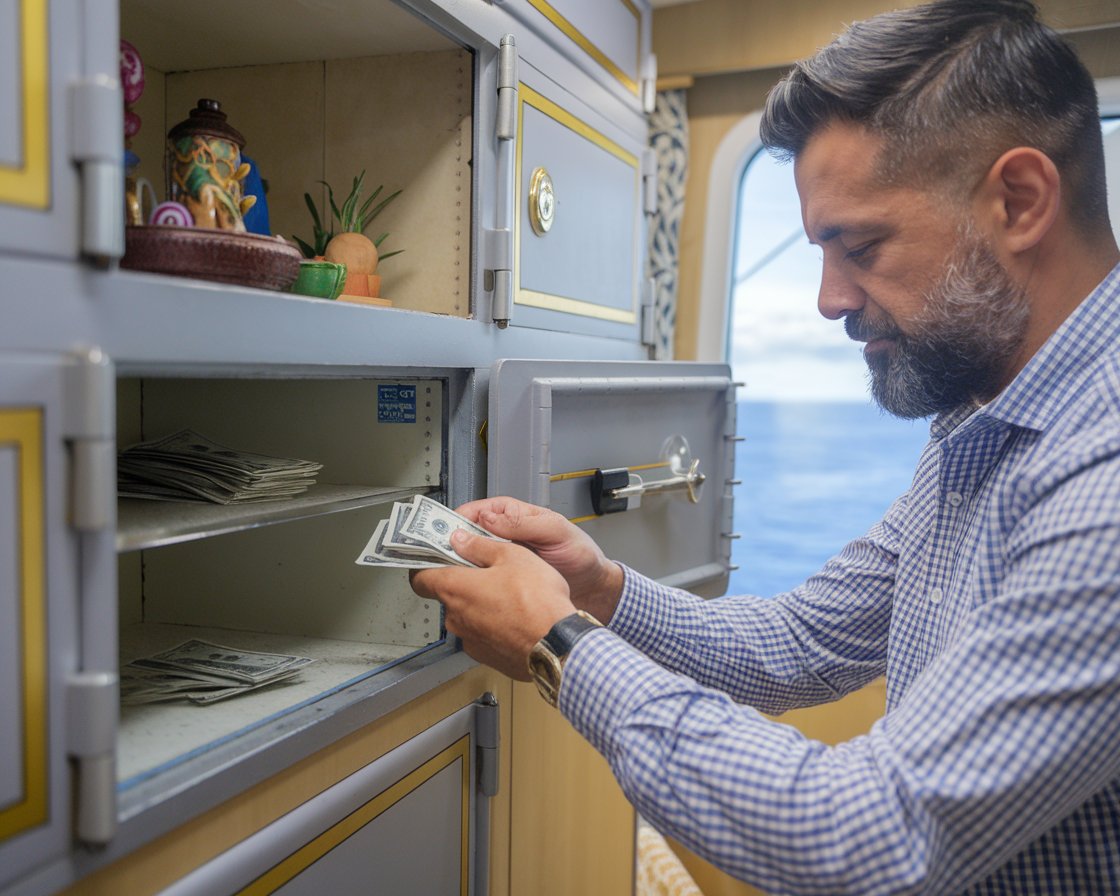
[760,0,1109,233]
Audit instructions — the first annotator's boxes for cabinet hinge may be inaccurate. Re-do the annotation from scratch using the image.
[642,148,658,216]
[65,347,116,532]
[640,276,657,348]
[475,692,500,797]
[67,671,119,844]
[496,35,519,142]
[69,77,125,265]
[641,53,658,115]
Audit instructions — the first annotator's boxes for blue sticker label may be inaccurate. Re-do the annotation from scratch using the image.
[378,384,417,423]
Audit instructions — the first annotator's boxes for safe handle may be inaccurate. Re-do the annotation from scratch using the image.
[592,459,705,515]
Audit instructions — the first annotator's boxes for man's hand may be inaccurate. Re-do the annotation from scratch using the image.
[410,529,576,681]
[453,496,625,623]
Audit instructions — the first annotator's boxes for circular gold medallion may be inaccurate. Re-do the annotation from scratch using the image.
[528,167,555,235]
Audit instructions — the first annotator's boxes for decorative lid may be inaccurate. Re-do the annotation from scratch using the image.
[167,98,246,148]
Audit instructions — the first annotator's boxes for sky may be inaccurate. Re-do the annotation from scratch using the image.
[730,119,1120,403]
[729,149,871,403]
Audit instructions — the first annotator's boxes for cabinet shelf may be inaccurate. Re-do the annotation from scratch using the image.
[117,484,433,552]
[118,621,426,785]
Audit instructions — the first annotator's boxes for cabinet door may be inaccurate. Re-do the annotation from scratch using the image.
[508,67,649,342]
[0,354,84,889]
[505,0,650,111]
[489,359,736,595]
[0,0,120,261]
[157,700,495,896]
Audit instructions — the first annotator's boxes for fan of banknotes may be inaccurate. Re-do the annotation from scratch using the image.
[121,639,316,705]
[118,429,323,504]
[355,494,503,569]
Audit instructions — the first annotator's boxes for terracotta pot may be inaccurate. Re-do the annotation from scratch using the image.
[343,272,381,298]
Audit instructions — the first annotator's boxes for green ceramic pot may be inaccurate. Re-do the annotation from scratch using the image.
[289,260,347,300]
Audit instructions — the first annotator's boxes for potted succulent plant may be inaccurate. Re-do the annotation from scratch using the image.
[294,171,402,297]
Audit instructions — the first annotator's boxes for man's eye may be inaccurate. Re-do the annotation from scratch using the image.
[845,242,877,265]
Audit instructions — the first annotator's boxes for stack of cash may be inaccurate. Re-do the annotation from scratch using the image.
[355,494,503,569]
[121,639,316,706]
[118,429,322,504]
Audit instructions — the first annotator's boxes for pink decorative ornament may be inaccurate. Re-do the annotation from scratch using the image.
[119,40,145,105]
[150,201,193,227]
[124,109,142,139]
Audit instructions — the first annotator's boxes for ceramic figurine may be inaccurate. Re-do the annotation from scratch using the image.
[166,99,256,232]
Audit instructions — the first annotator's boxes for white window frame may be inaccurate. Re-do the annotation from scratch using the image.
[697,76,1120,364]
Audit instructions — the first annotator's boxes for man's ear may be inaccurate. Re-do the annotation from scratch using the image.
[976,147,1061,255]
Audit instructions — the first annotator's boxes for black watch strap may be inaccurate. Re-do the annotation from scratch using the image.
[542,611,602,660]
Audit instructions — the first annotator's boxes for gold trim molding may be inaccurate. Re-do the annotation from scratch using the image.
[0,409,48,841]
[0,0,50,208]
[515,84,640,325]
[237,736,471,894]
[525,0,641,95]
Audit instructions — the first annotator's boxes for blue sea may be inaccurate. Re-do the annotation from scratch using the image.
[727,400,931,597]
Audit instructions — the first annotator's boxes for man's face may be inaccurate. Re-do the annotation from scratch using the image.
[794,123,1029,418]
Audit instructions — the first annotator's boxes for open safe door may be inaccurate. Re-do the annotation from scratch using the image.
[488,359,737,597]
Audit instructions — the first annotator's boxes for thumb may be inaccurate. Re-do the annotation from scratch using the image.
[451,530,507,567]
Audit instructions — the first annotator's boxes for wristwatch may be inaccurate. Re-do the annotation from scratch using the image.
[527,610,603,707]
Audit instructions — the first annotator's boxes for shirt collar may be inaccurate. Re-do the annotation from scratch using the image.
[931,261,1120,440]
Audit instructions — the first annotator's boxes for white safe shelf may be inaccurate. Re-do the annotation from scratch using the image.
[117,484,431,552]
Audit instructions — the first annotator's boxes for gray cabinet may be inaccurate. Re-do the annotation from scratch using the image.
[158,699,494,896]
[0,0,121,261]
[0,1,735,894]
[0,352,108,890]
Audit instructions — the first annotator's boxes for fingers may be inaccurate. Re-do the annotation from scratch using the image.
[449,529,506,567]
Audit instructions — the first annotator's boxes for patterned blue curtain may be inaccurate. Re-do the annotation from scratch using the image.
[647,89,689,360]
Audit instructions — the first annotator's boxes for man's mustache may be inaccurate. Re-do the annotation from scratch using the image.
[845,309,905,343]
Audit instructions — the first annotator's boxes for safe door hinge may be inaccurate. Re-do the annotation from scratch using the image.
[642,148,659,216]
[67,671,119,844]
[65,347,115,532]
[496,35,519,142]
[483,228,514,329]
[641,53,658,115]
[475,692,500,798]
[69,77,125,265]
[640,276,657,348]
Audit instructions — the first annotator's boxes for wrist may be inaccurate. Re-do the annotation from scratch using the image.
[527,610,603,706]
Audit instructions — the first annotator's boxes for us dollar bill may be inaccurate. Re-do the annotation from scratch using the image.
[354,496,503,570]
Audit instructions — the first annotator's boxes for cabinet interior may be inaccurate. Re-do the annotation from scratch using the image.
[115,375,447,785]
[120,0,474,317]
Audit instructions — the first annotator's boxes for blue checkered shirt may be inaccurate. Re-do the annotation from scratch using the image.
[561,262,1120,894]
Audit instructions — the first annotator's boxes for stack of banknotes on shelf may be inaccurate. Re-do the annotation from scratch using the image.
[121,639,316,705]
[118,429,322,504]
[355,494,503,569]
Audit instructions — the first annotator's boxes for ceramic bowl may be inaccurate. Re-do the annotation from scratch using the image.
[289,260,347,300]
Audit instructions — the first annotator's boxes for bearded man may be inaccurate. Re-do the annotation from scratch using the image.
[412,1,1120,891]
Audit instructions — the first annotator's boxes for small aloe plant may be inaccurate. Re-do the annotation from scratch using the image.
[293,170,403,261]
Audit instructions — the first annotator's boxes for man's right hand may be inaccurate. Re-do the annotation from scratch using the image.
[453,496,625,624]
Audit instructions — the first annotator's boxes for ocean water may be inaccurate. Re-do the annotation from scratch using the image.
[727,400,931,598]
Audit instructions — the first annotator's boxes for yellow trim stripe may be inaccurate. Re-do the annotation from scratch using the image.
[525,0,640,94]
[552,461,670,523]
[237,737,471,895]
[0,0,50,208]
[514,84,639,324]
[0,409,48,840]
[550,461,669,483]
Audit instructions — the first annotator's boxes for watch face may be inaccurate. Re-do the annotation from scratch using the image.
[528,644,563,707]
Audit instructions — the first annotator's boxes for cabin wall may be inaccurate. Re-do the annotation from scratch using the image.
[657,0,1120,361]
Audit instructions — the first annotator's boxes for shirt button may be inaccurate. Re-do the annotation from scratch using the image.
[929,587,944,604]
[946,491,964,508]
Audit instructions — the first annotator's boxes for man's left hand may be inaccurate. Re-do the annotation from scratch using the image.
[410,529,576,680]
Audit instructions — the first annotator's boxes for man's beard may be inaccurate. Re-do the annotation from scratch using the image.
[845,228,1031,419]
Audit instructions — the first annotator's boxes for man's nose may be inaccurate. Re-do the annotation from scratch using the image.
[817,260,865,320]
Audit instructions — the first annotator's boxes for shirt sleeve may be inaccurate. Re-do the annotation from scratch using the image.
[559,441,1120,895]
[604,494,907,713]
